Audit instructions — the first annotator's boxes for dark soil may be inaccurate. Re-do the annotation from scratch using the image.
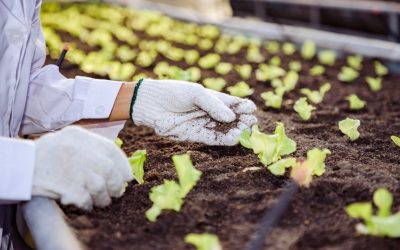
[47,5,400,250]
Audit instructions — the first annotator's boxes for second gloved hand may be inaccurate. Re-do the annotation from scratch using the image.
[131,79,257,145]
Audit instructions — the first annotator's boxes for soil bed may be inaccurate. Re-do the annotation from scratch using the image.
[47,5,400,250]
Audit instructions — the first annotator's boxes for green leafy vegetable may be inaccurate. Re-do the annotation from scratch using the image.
[294,97,316,121]
[239,130,252,149]
[215,62,233,75]
[338,118,360,141]
[289,61,302,72]
[227,81,254,97]
[128,150,147,184]
[300,83,331,104]
[282,42,296,55]
[235,64,252,80]
[374,61,389,76]
[185,233,222,250]
[310,65,325,76]
[390,135,400,147]
[366,76,382,92]
[116,45,136,62]
[301,40,316,60]
[187,67,202,82]
[269,56,281,66]
[347,55,363,70]
[265,41,280,54]
[282,71,299,92]
[198,38,213,50]
[115,137,123,148]
[184,50,200,65]
[346,94,365,110]
[318,50,336,66]
[246,46,265,63]
[173,154,202,197]
[255,65,286,81]
[203,78,226,92]
[338,66,359,82]
[198,54,221,69]
[261,87,285,109]
[267,157,296,176]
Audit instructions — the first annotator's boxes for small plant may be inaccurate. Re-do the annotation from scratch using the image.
[256,65,286,81]
[318,50,336,66]
[374,61,389,76]
[347,55,363,70]
[346,94,366,110]
[184,50,200,65]
[187,67,202,82]
[215,62,233,75]
[310,65,325,76]
[203,78,226,92]
[300,83,331,104]
[227,81,254,97]
[265,41,280,54]
[261,87,285,109]
[282,71,299,92]
[391,135,400,147]
[246,46,265,63]
[267,157,296,176]
[294,97,316,121]
[301,40,316,60]
[282,42,296,55]
[198,38,213,50]
[128,150,147,184]
[185,233,222,250]
[116,45,137,62]
[338,66,359,82]
[269,56,281,66]
[338,118,360,141]
[346,188,400,238]
[289,61,302,72]
[235,64,252,80]
[173,154,202,197]
[198,53,221,69]
[366,76,382,92]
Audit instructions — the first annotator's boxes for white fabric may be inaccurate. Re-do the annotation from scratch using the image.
[0,138,35,202]
[132,79,257,145]
[32,126,134,210]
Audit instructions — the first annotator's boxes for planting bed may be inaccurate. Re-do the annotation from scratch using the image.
[42,3,400,250]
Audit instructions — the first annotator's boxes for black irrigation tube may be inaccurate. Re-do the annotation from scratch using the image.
[246,181,299,250]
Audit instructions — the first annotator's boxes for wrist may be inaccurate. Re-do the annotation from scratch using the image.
[109,82,136,121]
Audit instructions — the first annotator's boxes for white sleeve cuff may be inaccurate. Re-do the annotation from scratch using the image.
[0,138,35,202]
[75,76,123,119]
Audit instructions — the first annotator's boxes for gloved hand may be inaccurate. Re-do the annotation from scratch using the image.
[131,79,257,145]
[32,126,134,210]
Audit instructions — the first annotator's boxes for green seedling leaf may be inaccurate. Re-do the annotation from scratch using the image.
[306,148,331,176]
[369,213,400,237]
[198,53,221,69]
[271,79,283,89]
[187,67,202,82]
[346,202,373,221]
[267,157,296,176]
[184,50,200,65]
[235,64,252,80]
[282,42,296,55]
[300,83,331,104]
[246,46,265,63]
[310,65,325,76]
[269,56,281,66]
[347,55,363,70]
[239,130,252,149]
[115,137,123,148]
[165,47,185,62]
[366,76,382,92]
[173,154,202,197]
[154,61,170,77]
[373,188,393,217]
[203,78,226,92]
[185,233,222,250]
[198,38,213,50]
[227,81,254,97]
[128,150,147,184]
[261,88,284,109]
[318,50,336,66]
[136,51,156,67]
[374,61,389,76]
[256,65,286,81]
[338,66,359,82]
[283,71,299,92]
[338,118,360,141]
[116,45,136,62]
[391,135,400,147]
[289,61,302,72]
[265,41,280,54]
[301,40,316,60]
[346,94,365,110]
[294,97,316,121]
[215,62,233,75]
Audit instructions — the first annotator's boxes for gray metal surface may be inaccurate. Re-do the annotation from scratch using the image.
[21,197,83,250]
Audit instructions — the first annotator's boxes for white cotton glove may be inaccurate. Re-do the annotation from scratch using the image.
[131,79,257,145]
[32,126,134,210]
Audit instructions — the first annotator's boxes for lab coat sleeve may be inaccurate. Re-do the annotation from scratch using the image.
[0,137,35,204]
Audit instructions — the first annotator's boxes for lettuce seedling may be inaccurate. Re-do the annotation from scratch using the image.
[288,61,301,73]
[203,78,226,92]
[246,46,265,63]
[338,66,359,82]
[265,41,280,54]
[198,24,220,39]
[256,65,286,81]
[116,45,137,62]
[227,81,254,97]
[198,53,221,69]
[300,83,331,104]
[283,71,299,92]
[318,50,336,66]
[154,61,170,77]
[271,79,283,89]
[310,65,325,76]
[347,55,363,70]
[128,150,147,184]
[187,67,202,82]
[235,64,252,80]
[198,38,214,50]
[239,130,252,149]
[173,154,202,197]
[267,157,296,176]
[346,94,366,110]
[215,62,233,75]
[338,117,360,141]
[184,50,200,65]
[374,61,389,76]
[136,51,157,67]
[145,180,183,222]
[294,97,316,121]
[269,56,281,66]
[282,42,296,55]
[366,76,382,92]
[165,47,185,62]
[115,138,123,148]
[108,62,136,81]
[301,40,316,60]
[346,188,400,237]
[185,233,222,250]
[261,87,285,109]
[390,135,400,147]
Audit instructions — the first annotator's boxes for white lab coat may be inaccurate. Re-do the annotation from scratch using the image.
[0,0,123,203]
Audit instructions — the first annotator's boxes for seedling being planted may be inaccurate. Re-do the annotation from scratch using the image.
[338,118,360,141]
[261,87,285,109]
[346,94,365,110]
[374,61,389,76]
[235,64,252,80]
[300,83,331,104]
[128,150,147,184]
[391,135,400,147]
[203,77,226,92]
[347,55,363,70]
[185,233,222,250]
[198,53,221,69]
[227,81,254,97]
[338,66,359,82]
[294,97,316,121]
[301,40,316,60]
[318,50,336,66]
[366,76,382,92]
[215,62,233,75]
[310,65,325,76]
[346,188,400,238]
